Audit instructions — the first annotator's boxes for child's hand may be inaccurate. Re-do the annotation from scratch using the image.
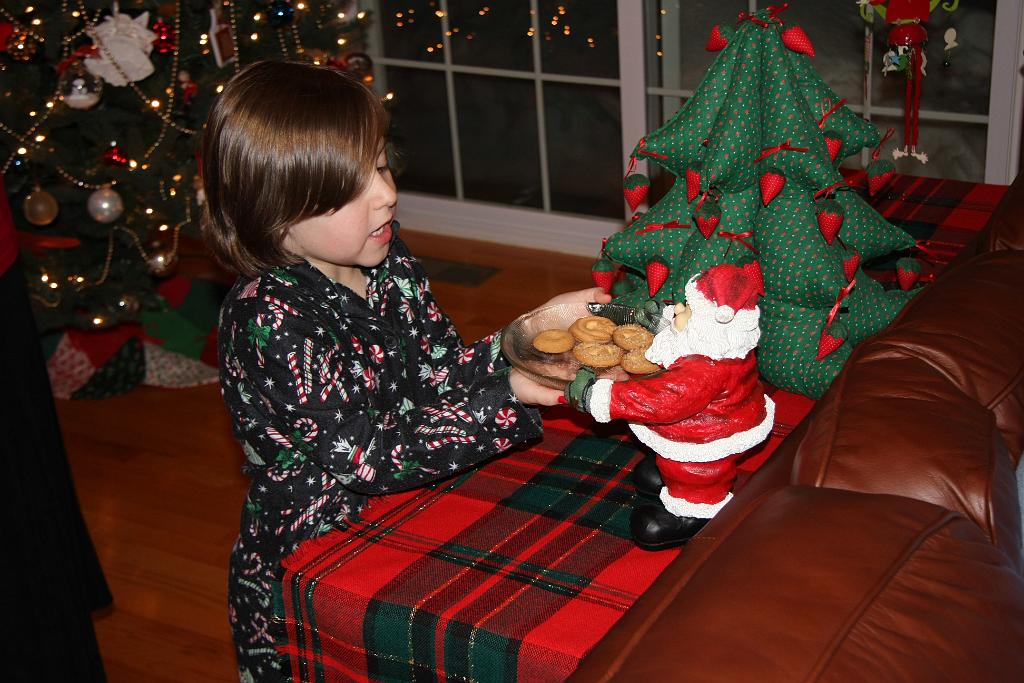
[509,368,565,406]
[539,287,613,309]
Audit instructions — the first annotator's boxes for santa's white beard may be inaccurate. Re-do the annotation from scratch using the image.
[645,311,760,366]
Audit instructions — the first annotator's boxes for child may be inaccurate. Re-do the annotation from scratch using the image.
[200,60,608,681]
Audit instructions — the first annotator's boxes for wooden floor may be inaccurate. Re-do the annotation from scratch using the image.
[57,231,597,682]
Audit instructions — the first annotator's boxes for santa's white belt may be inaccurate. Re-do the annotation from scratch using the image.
[628,395,775,463]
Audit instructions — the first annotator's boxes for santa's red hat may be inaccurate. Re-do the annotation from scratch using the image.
[688,262,763,323]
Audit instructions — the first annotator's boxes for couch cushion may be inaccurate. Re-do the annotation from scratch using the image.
[885,249,1024,459]
[570,486,1024,683]
[790,350,1022,565]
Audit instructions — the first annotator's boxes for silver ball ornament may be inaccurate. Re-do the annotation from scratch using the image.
[23,189,60,226]
[87,187,124,223]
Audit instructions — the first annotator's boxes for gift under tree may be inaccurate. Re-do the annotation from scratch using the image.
[567,263,772,549]
[595,4,919,399]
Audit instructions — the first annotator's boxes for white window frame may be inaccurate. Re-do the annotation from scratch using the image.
[367,0,1024,256]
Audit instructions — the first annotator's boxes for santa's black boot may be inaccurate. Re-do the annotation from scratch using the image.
[629,504,710,551]
[631,454,663,497]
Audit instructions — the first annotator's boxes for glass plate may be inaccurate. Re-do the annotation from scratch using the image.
[500,303,667,389]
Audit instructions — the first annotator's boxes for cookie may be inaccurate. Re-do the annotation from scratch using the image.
[532,329,575,354]
[621,349,660,374]
[569,316,617,343]
[612,324,654,351]
[572,342,623,369]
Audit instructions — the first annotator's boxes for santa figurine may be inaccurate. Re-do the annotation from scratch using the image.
[565,262,775,550]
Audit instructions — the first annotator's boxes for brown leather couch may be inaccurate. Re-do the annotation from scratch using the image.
[572,174,1024,682]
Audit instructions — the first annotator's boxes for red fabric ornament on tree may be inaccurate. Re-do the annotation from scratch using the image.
[823,130,843,162]
[896,257,922,290]
[102,145,129,166]
[817,320,848,360]
[151,20,177,54]
[742,260,765,296]
[591,258,616,294]
[646,259,670,297]
[759,168,786,206]
[685,166,702,203]
[842,251,861,283]
[815,199,845,245]
[867,159,895,196]
[706,24,733,52]
[623,173,650,212]
[694,201,721,239]
[781,25,815,57]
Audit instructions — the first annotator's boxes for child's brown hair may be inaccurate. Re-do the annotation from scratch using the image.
[200,60,387,277]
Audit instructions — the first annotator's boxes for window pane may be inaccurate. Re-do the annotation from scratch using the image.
[377,0,444,63]
[872,116,986,182]
[454,74,541,208]
[870,0,993,115]
[448,0,533,71]
[545,82,622,218]
[646,0,749,93]
[539,0,618,79]
[387,67,456,196]
[780,1,869,105]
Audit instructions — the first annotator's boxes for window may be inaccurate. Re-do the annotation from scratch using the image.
[367,0,1024,255]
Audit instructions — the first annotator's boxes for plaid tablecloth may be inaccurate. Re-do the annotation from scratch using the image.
[279,175,1007,682]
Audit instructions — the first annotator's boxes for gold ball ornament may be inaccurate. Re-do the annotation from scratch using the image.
[146,244,178,277]
[23,189,60,226]
[86,187,124,223]
[6,31,40,61]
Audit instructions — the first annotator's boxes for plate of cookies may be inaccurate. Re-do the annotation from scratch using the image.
[501,303,667,389]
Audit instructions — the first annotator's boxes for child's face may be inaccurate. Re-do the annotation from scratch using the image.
[284,149,397,278]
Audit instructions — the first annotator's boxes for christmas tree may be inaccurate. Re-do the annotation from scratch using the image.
[596,6,917,399]
[1,0,373,332]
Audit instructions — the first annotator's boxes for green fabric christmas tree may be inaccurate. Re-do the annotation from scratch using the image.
[599,7,916,399]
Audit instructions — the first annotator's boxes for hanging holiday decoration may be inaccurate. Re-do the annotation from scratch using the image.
[781,25,815,57]
[705,24,733,52]
[341,52,374,84]
[895,257,922,290]
[85,11,156,86]
[6,30,39,61]
[942,27,958,68]
[866,128,897,196]
[694,199,721,239]
[591,258,616,294]
[23,189,60,226]
[817,320,848,360]
[863,0,961,164]
[57,60,103,110]
[102,144,129,166]
[759,167,786,206]
[623,174,650,212]
[685,166,702,203]
[815,199,845,245]
[208,4,236,67]
[842,251,861,282]
[87,187,125,223]
[267,1,297,28]
[646,259,670,297]
[151,19,176,54]
[178,70,198,106]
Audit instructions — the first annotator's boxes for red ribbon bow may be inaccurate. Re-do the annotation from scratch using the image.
[738,3,789,26]
[825,279,857,330]
[636,220,690,236]
[818,98,847,129]
[813,178,852,200]
[754,139,809,163]
[718,231,759,255]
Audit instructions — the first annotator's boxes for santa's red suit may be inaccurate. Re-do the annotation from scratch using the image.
[588,263,773,519]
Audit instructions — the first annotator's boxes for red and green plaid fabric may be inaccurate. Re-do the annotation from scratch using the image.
[279,174,1006,682]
